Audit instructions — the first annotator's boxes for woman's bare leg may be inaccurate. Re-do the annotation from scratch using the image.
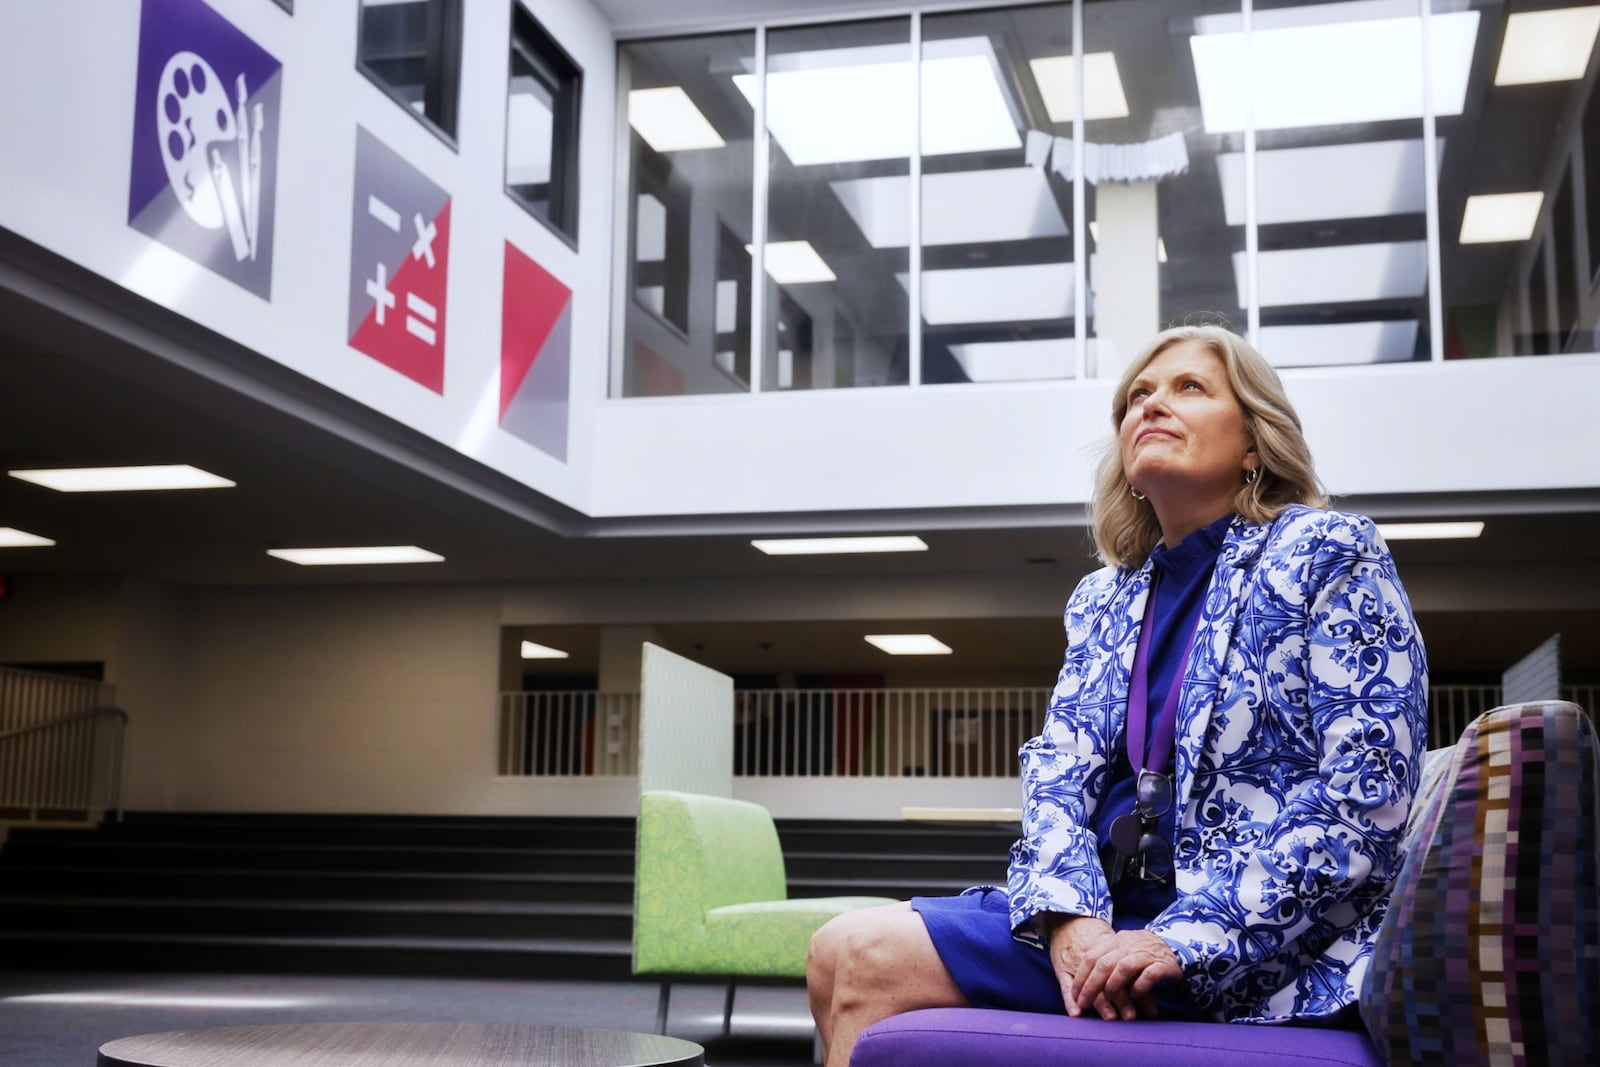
[807,901,968,1066]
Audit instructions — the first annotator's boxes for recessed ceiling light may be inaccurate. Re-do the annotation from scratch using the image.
[900,262,1073,325]
[1028,53,1131,122]
[1376,521,1485,541]
[266,546,445,566]
[0,527,55,548]
[1190,7,1478,133]
[831,167,1068,248]
[1459,192,1543,244]
[865,634,953,656]
[9,464,236,492]
[1218,140,1433,226]
[521,640,570,659]
[752,536,928,556]
[1495,6,1600,85]
[628,86,726,152]
[732,37,1020,166]
[745,240,836,284]
[1233,242,1427,308]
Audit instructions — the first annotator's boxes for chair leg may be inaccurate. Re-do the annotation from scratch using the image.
[722,979,736,1037]
[656,981,671,1034]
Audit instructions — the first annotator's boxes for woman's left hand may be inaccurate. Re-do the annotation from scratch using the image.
[1068,929,1184,1020]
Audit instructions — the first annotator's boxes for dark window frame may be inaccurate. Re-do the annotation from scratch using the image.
[355,0,464,149]
[505,3,583,245]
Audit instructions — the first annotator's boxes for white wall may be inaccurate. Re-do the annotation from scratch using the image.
[0,0,615,513]
[588,352,1600,517]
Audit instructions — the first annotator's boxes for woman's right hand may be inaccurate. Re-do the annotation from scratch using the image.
[1048,915,1178,1021]
[1047,915,1119,1018]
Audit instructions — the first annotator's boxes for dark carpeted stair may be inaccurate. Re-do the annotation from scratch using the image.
[0,811,1014,979]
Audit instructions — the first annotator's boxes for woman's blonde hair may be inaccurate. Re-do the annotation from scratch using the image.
[1091,324,1326,567]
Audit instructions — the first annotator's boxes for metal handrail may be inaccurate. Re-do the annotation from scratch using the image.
[0,705,128,823]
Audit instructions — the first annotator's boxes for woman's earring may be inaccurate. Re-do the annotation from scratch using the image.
[1244,467,1260,485]
[1130,486,1147,500]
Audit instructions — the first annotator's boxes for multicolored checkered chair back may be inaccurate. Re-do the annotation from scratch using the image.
[1361,700,1600,1066]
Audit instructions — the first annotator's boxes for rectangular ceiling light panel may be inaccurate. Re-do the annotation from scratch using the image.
[520,640,571,659]
[1233,241,1427,307]
[1495,6,1600,85]
[1376,521,1485,540]
[628,86,726,152]
[1459,192,1544,244]
[865,633,953,655]
[948,338,1077,382]
[1028,52,1131,123]
[1217,139,1431,226]
[746,240,836,284]
[8,464,236,492]
[733,37,1020,166]
[752,536,928,555]
[901,262,1074,325]
[267,546,445,566]
[1190,7,1479,133]
[0,527,55,548]
[830,167,1068,249]
[1257,320,1418,367]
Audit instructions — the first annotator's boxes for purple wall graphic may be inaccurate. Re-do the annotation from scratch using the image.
[128,0,280,298]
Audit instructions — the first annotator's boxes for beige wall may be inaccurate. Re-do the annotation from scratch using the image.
[0,580,648,815]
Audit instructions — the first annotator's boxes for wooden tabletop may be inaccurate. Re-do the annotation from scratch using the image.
[98,1022,704,1067]
[901,805,1022,824]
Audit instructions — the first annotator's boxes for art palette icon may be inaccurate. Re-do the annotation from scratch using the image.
[129,0,280,298]
[156,51,262,260]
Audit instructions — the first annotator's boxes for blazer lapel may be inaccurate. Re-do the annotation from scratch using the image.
[1171,515,1275,806]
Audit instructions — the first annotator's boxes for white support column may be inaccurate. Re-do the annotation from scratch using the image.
[1093,181,1161,378]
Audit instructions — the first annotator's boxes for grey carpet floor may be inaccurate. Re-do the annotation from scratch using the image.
[0,971,816,1066]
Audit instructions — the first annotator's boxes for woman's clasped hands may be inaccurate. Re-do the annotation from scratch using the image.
[1048,915,1184,1021]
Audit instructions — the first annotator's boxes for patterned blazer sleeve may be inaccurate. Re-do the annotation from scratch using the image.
[1146,511,1429,1014]
[1005,567,1133,944]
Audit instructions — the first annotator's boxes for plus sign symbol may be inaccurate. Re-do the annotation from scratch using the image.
[346,126,451,392]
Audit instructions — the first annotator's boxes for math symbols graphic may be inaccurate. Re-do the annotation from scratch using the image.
[347,127,451,393]
[128,0,280,298]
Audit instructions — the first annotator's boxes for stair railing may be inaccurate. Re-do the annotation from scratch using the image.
[0,705,127,824]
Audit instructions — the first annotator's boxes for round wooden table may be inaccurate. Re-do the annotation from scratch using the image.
[98,1022,704,1067]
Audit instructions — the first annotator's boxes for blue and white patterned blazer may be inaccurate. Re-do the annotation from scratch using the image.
[1007,506,1428,1022]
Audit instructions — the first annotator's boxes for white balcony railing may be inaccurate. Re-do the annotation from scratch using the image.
[497,685,1598,779]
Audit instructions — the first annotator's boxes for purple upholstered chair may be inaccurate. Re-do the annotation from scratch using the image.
[850,701,1600,1067]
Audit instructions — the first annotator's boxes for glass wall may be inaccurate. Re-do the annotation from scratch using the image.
[613,1,1600,399]
[1436,1,1600,358]
[617,32,756,396]
[919,5,1073,385]
[762,19,913,390]
[1230,1,1436,368]
[1083,1,1245,377]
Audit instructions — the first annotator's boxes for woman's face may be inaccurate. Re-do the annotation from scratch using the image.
[1119,340,1255,513]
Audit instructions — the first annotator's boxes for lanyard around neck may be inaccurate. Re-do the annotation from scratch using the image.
[1126,570,1199,776]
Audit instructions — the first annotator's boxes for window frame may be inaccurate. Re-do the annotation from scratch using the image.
[505,2,584,245]
[354,0,464,149]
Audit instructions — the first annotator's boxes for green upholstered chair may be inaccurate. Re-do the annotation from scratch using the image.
[633,789,895,1035]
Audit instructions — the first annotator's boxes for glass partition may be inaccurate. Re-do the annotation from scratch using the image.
[760,19,913,390]
[918,5,1074,385]
[616,32,756,396]
[1436,0,1600,358]
[1085,0,1246,378]
[1225,0,1441,368]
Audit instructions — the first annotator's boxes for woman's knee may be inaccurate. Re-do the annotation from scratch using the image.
[830,909,944,997]
[809,903,903,980]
